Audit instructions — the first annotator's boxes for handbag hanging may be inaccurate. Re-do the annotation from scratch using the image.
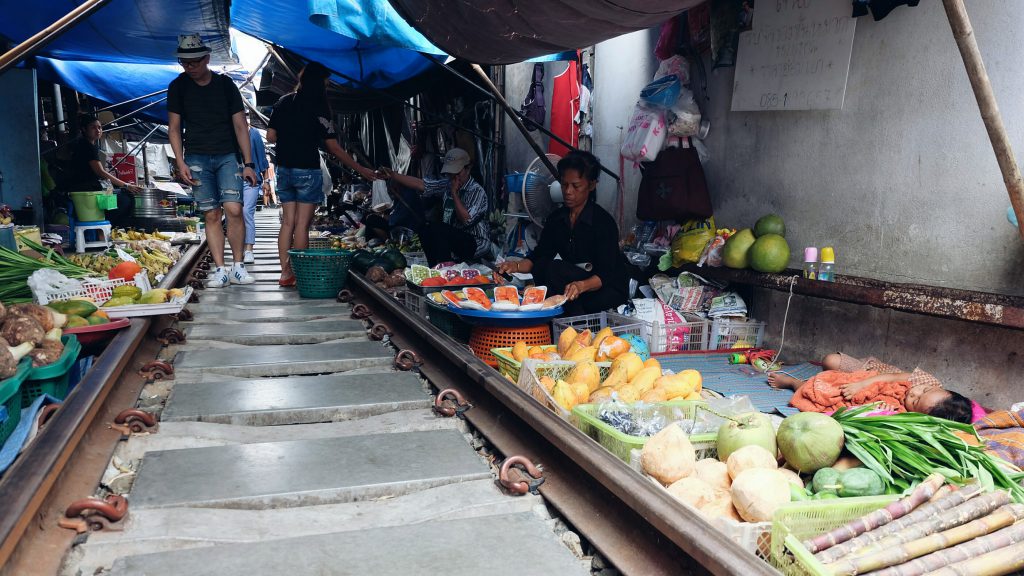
[636,143,712,222]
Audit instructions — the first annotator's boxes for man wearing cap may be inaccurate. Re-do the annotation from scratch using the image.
[379,148,490,266]
[167,34,257,287]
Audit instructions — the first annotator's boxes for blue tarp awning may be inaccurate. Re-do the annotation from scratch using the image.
[230,0,435,89]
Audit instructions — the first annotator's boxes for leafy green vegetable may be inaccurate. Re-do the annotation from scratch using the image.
[832,404,1024,503]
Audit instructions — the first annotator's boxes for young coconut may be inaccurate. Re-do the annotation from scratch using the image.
[640,423,696,485]
[1,315,45,347]
[666,477,721,510]
[777,467,805,488]
[693,458,732,491]
[731,468,792,523]
[727,444,778,481]
[699,494,743,523]
[0,336,33,378]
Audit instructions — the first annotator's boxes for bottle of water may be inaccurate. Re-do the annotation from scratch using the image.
[819,246,836,282]
[803,247,818,280]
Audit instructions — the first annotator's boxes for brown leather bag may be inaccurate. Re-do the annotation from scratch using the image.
[636,145,712,222]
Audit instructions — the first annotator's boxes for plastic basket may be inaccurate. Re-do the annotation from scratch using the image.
[307,237,334,250]
[33,276,134,305]
[571,401,715,463]
[770,496,898,575]
[492,347,613,383]
[551,312,644,343]
[404,251,427,267]
[70,191,110,221]
[402,290,428,320]
[468,325,550,367]
[709,318,766,350]
[630,313,711,353]
[21,335,80,408]
[428,305,473,342]
[288,249,353,298]
[0,359,30,447]
[95,194,119,210]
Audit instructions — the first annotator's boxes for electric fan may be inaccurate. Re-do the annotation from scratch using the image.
[521,153,562,228]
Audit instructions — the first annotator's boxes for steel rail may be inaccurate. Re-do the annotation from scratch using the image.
[0,241,205,566]
[347,273,778,576]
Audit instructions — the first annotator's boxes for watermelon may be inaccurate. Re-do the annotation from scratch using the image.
[351,250,376,273]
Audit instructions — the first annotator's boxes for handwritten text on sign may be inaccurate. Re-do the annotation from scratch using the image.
[731,0,857,111]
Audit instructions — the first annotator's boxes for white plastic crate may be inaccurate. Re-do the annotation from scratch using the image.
[32,272,152,305]
[551,311,644,342]
[709,318,766,350]
[625,313,710,353]
[400,290,428,320]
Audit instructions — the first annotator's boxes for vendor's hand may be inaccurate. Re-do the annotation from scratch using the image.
[358,166,378,182]
[176,161,197,186]
[376,167,394,180]
[496,261,518,275]
[125,184,142,194]
[565,281,586,301]
[242,166,258,186]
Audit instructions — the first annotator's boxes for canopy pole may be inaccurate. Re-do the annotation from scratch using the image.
[942,0,1024,240]
[470,63,559,181]
[0,0,112,75]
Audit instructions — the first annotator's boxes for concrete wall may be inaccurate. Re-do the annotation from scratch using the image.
[0,69,41,224]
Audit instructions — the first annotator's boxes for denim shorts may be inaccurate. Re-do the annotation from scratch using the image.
[185,153,243,212]
[276,167,324,205]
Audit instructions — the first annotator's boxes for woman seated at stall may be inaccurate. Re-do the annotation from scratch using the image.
[498,150,629,316]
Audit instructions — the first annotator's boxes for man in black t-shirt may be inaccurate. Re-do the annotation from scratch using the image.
[167,34,258,288]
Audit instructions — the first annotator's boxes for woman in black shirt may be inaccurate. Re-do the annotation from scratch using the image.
[66,115,141,194]
[498,151,629,315]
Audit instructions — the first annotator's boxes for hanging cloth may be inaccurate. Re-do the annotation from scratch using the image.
[520,63,546,132]
[548,60,581,157]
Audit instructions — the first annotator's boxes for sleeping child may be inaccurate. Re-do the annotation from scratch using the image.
[767,353,975,424]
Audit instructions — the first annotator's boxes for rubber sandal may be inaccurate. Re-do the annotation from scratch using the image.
[278,276,296,287]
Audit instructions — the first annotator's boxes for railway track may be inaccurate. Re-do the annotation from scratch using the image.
[0,210,776,576]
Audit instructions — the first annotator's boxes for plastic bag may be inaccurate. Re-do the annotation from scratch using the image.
[667,89,702,137]
[598,397,668,437]
[640,75,683,110]
[620,104,667,162]
[670,217,715,267]
[370,180,392,211]
[655,55,690,86]
[698,232,728,267]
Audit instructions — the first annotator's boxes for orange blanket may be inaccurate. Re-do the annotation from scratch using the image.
[790,370,912,413]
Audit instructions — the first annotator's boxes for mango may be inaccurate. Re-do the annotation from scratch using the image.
[643,357,661,371]
[101,296,136,308]
[65,315,89,328]
[552,380,577,411]
[566,346,597,363]
[640,387,669,403]
[87,314,109,326]
[611,352,644,381]
[615,383,640,403]
[570,380,590,404]
[600,365,629,390]
[655,370,702,400]
[575,329,593,347]
[629,366,663,395]
[538,375,556,394]
[592,327,614,350]
[138,291,168,305]
[589,386,616,403]
[557,327,578,356]
[567,361,601,394]
[596,335,631,361]
[512,341,529,362]
[528,345,545,357]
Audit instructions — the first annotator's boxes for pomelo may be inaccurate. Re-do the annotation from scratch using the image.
[722,228,756,269]
[749,234,790,273]
[753,214,786,238]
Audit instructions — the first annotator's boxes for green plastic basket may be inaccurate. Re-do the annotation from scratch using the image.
[21,335,81,408]
[770,496,899,575]
[288,249,353,298]
[491,347,613,383]
[572,400,716,463]
[0,358,30,447]
[427,304,473,342]
[95,193,119,210]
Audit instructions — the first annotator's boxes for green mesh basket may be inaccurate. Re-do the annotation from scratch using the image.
[288,249,353,298]
[21,335,81,408]
[0,359,30,447]
[427,303,472,342]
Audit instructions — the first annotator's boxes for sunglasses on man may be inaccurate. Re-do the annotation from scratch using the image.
[178,55,208,68]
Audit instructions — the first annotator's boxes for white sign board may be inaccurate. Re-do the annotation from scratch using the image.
[731,0,857,111]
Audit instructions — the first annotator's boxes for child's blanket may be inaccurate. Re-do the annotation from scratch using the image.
[973,408,1024,468]
[789,370,911,413]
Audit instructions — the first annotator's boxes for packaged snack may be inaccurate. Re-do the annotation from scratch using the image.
[463,287,492,310]
[440,290,466,308]
[522,286,547,305]
[494,286,520,307]
[540,294,567,309]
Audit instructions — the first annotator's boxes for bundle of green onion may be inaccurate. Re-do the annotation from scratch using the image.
[0,239,94,303]
[833,405,1024,503]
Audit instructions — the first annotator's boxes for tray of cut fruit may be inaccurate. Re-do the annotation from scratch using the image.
[405,264,497,295]
[442,286,566,326]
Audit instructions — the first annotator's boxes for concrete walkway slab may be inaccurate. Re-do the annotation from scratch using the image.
[118,410,455,460]
[187,305,347,323]
[202,283,292,292]
[130,429,489,510]
[162,372,429,425]
[188,292,320,305]
[173,341,391,377]
[75,481,539,576]
[184,321,364,344]
[109,513,588,576]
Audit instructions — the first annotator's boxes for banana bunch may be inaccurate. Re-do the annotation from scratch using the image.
[65,253,121,275]
[112,229,172,241]
[137,248,173,282]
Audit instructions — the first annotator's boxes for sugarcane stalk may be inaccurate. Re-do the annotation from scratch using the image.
[803,474,945,554]
[816,483,983,563]
[837,490,1011,562]
[869,522,1024,576]
[928,484,957,503]
[827,503,1024,576]
[920,539,1024,576]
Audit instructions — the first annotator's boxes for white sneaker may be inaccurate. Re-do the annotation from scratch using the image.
[205,267,230,288]
[230,263,256,285]
[243,250,255,264]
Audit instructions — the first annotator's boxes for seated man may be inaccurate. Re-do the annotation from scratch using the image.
[378,148,489,266]
[769,352,974,423]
